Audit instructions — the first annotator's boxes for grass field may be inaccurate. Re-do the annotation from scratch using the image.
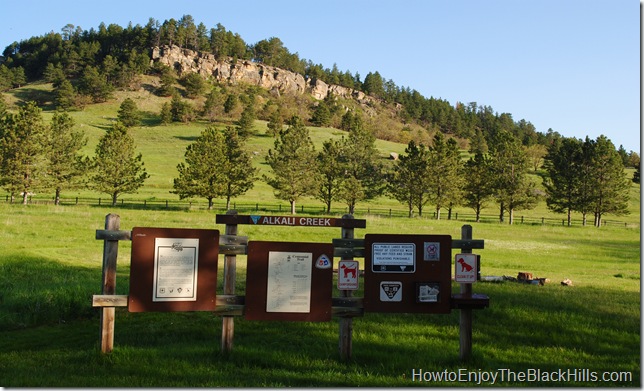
[0,84,640,387]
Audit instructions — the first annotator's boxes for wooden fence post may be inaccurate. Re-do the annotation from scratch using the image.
[221,210,238,354]
[459,224,473,361]
[339,214,354,361]
[100,213,120,353]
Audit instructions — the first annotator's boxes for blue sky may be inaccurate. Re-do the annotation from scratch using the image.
[1,0,640,152]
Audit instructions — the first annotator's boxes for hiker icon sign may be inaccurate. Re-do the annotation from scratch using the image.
[454,253,477,283]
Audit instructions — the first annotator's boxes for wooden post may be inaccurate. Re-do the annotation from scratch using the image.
[100,214,120,354]
[221,210,238,354]
[459,224,473,361]
[339,214,354,361]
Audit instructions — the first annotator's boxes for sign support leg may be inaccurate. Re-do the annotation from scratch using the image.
[100,213,120,354]
[459,224,473,361]
[221,210,238,354]
[339,214,354,361]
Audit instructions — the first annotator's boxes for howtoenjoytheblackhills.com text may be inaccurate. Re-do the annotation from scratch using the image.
[411,368,634,385]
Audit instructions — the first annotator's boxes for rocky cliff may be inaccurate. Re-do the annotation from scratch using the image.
[151,45,373,104]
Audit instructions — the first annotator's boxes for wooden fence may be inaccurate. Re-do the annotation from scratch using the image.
[4,194,638,228]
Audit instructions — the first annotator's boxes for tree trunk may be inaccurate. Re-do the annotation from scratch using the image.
[22,192,28,205]
[208,197,214,210]
[226,196,231,211]
[567,208,572,226]
[290,200,296,214]
[499,202,505,223]
[509,208,514,225]
[111,193,118,206]
[55,188,61,206]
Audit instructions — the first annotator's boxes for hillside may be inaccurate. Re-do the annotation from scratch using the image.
[0,80,639,227]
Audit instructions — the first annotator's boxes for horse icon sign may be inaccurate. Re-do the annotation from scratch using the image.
[338,260,359,290]
[454,253,477,283]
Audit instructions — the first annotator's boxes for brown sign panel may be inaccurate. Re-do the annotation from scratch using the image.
[216,214,366,228]
[363,234,452,314]
[245,241,334,321]
[128,227,219,312]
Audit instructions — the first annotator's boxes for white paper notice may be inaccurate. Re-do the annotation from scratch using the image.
[152,238,199,302]
[266,251,312,313]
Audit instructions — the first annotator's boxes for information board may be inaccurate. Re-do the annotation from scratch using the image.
[128,227,219,312]
[245,241,334,321]
[363,234,452,314]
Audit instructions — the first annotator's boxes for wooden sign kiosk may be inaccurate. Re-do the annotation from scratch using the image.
[93,211,488,362]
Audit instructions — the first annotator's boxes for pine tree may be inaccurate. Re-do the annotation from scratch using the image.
[46,112,87,205]
[235,98,256,139]
[221,127,257,209]
[0,102,49,204]
[172,126,227,209]
[315,138,345,213]
[387,140,431,217]
[117,98,141,128]
[489,130,538,224]
[267,107,284,137]
[160,102,172,125]
[172,126,257,210]
[462,152,494,222]
[336,113,383,214]
[543,137,583,226]
[264,116,318,214]
[54,79,76,110]
[427,132,463,219]
[589,135,630,226]
[88,122,149,205]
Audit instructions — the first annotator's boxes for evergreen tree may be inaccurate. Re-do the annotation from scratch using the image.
[315,138,345,213]
[159,102,172,125]
[170,92,194,123]
[489,130,537,224]
[543,137,583,226]
[221,126,257,209]
[181,72,206,98]
[387,140,431,217]
[223,93,238,114]
[46,112,87,205]
[264,116,318,214]
[54,79,76,110]
[78,65,113,102]
[88,122,149,205]
[201,88,223,122]
[0,101,49,204]
[117,98,141,127]
[633,165,640,184]
[235,98,256,138]
[589,135,630,226]
[267,106,284,137]
[462,152,494,222]
[311,101,331,127]
[336,114,384,214]
[172,126,227,209]
[427,132,463,219]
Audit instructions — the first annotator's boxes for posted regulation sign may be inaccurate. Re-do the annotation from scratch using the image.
[454,253,478,283]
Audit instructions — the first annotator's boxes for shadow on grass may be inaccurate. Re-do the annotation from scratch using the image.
[0,253,126,331]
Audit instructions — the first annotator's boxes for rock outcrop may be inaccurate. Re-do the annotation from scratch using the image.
[151,45,373,104]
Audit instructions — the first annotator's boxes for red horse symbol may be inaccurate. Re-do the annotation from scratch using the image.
[457,258,473,272]
[340,264,357,279]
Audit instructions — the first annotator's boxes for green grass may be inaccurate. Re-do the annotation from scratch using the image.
[0,84,640,387]
[0,203,639,387]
